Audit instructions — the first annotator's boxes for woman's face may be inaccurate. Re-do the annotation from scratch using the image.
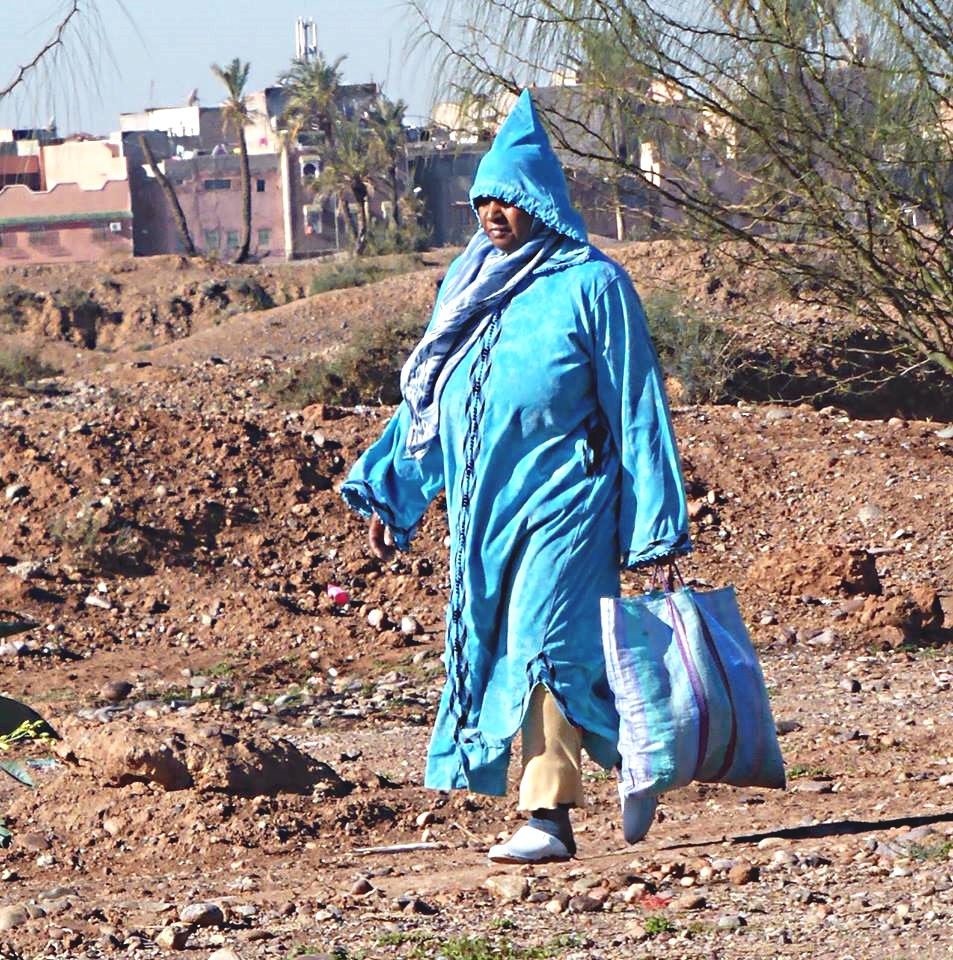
[475,196,534,253]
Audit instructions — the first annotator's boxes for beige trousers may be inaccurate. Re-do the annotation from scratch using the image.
[518,685,584,811]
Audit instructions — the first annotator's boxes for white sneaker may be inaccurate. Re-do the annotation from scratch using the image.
[620,786,657,844]
[487,825,573,863]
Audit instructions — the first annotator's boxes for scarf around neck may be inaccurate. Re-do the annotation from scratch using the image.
[400,221,585,459]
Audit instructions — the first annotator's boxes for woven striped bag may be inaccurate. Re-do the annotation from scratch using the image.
[601,586,786,800]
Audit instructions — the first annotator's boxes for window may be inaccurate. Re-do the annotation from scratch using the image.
[257,228,272,247]
[26,225,57,246]
[256,178,266,193]
[226,230,239,248]
[204,229,221,249]
[203,178,231,190]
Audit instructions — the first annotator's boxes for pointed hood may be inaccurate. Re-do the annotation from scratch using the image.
[469,90,588,244]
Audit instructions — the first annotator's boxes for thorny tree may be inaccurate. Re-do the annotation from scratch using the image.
[412,0,953,374]
[211,58,254,264]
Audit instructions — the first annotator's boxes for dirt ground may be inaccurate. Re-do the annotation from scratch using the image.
[0,247,951,960]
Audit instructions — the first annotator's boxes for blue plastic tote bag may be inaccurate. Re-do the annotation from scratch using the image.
[601,586,786,800]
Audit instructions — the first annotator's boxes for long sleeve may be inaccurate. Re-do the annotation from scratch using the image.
[590,274,692,568]
[340,402,444,550]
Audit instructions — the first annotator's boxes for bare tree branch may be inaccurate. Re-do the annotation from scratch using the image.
[0,1,84,100]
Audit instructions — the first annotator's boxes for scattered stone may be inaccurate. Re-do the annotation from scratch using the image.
[792,780,833,794]
[857,504,883,524]
[101,680,134,702]
[568,894,603,913]
[776,719,802,735]
[8,561,42,580]
[728,861,759,885]
[349,877,374,897]
[839,678,861,693]
[0,905,29,931]
[155,923,192,951]
[673,893,707,911]
[38,885,79,901]
[366,608,387,629]
[484,875,529,903]
[717,914,747,930]
[399,615,420,637]
[208,949,243,960]
[179,902,225,927]
[4,483,28,501]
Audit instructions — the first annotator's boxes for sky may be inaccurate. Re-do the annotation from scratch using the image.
[0,0,441,136]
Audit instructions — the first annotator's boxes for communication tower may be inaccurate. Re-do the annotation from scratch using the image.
[295,17,318,62]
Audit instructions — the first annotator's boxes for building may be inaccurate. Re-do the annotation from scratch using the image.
[128,148,286,258]
[0,139,133,264]
[119,105,227,154]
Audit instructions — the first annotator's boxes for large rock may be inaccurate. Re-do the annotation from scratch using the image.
[484,875,529,903]
[57,718,352,797]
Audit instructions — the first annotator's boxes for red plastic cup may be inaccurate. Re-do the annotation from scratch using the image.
[327,584,349,606]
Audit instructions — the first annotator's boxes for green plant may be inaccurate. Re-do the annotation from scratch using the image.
[643,915,675,937]
[269,310,424,407]
[908,839,953,862]
[641,290,739,404]
[787,764,832,781]
[378,931,432,947]
[309,260,386,296]
[52,287,97,312]
[226,277,274,310]
[308,253,423,296]
[0,284,39,331]
[0,350,61,387]
[0,690,58,846]
[365,220,432,256]
[412,937,530,960]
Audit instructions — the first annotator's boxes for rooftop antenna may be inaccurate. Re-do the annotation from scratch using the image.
[295,17,318,62]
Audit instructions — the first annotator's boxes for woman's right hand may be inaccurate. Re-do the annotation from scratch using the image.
[368,512,395,560]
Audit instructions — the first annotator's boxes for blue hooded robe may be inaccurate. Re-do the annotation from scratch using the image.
[342,91,691,796]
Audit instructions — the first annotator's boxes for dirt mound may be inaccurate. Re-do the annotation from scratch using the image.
[749,544,882,599]
[56,717,352,796]
[860,587,946,648]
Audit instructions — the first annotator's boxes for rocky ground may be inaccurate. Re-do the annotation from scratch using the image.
[0,248,951,960]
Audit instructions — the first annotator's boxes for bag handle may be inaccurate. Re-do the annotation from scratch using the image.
[649,557,686,593]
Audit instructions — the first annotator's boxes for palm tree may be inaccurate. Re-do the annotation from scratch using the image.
[315,119,380,255]
[367,97,408,228]
[279,54,346,145]
[211,57,253,263]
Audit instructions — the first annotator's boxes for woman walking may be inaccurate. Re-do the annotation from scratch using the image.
[341,91,690,863]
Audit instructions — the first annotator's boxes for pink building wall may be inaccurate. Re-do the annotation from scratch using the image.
[41,140,128,190]
[0,180,133,264]
[131,157,286,258]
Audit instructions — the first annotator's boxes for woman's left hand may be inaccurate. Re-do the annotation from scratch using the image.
[368,512,395,560]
